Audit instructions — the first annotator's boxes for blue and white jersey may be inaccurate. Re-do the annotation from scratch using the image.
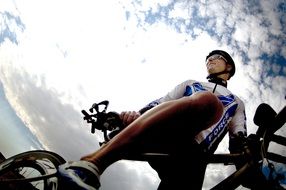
[141,79,247,153]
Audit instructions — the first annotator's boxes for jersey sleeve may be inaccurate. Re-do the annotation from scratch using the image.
[159,80,191,101]
[139,80,192,114]
[228,97,247,153]
[228,97,247,137]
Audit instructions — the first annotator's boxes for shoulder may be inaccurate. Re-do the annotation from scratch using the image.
[180,79,197,85]
[226,93,246,114]
[173,79,198,89]
[234,95,245,108]
[225,89,245,107]
[234,95,243,102]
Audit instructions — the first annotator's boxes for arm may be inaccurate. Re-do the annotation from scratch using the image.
[121,80,193,125]
[228,97,247,139]
[139,80,192,114]
[228,98,247,167]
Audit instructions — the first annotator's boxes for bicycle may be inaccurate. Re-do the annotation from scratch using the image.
[81,100,286,190]
[0,100,285,190]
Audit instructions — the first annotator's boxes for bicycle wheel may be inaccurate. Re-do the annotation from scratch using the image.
[0,150,66,190]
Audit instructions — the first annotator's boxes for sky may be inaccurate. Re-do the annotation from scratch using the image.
[0,0,285,189]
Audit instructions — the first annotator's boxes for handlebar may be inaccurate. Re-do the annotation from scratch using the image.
[81,100,124,144]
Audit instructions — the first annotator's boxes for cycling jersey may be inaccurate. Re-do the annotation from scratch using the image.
[139,79,247,153]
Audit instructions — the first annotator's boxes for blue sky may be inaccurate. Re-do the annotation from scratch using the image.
[0,0,285,189]
[0,81,43,156]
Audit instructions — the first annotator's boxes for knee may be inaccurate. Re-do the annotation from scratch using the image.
[196,91,221,107]
[190,91,223,125]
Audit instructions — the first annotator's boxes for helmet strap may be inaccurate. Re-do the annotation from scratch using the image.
[207,72,228,88]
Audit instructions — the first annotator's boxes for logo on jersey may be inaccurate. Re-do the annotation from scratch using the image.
[204,104,238,149]
[218,94,235,107]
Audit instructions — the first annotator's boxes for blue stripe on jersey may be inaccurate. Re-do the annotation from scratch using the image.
[184,83,206,97]
[147,98,161,107]
[193,82,206,92]
[204,104,238,149]
[218,94,235,107]
[184,85,193,96]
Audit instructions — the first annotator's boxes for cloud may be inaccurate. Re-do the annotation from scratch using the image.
[123,0,286,188]
[1,0,285,189]
[0,64,101,160]
[101,161,159,190]
[0,11,25,45]
[0,80,43,157]
[0,61,160,188]
[203,164,237,189]
[126,0,286,122]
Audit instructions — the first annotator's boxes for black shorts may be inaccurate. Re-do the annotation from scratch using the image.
[148,143,209,190]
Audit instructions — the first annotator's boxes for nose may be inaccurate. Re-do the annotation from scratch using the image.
[206,60,215,66]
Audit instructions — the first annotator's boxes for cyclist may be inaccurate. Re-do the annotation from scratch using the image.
[59,50,247,190]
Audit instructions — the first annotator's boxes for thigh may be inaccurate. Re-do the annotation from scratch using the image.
[134,91,223,153]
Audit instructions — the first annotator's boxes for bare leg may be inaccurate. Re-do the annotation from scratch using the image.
[81,91,223,174]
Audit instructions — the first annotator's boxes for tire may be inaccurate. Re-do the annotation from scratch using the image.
[0,150,66,190]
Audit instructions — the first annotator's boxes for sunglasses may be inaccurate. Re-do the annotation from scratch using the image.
[206,54,228,63]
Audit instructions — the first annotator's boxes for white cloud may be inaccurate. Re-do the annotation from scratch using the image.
[1,0,285,189]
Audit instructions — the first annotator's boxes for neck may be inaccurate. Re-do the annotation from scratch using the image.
[207,75,227,87]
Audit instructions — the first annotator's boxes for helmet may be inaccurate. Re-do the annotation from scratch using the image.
[206,50,236,78]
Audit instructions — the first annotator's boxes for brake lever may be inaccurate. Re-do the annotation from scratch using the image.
[90,100,109,113]
[81,110,95,123]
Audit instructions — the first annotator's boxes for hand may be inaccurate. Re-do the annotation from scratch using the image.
[120,111,140,126]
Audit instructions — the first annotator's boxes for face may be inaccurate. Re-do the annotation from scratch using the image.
[206,54,228,75]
